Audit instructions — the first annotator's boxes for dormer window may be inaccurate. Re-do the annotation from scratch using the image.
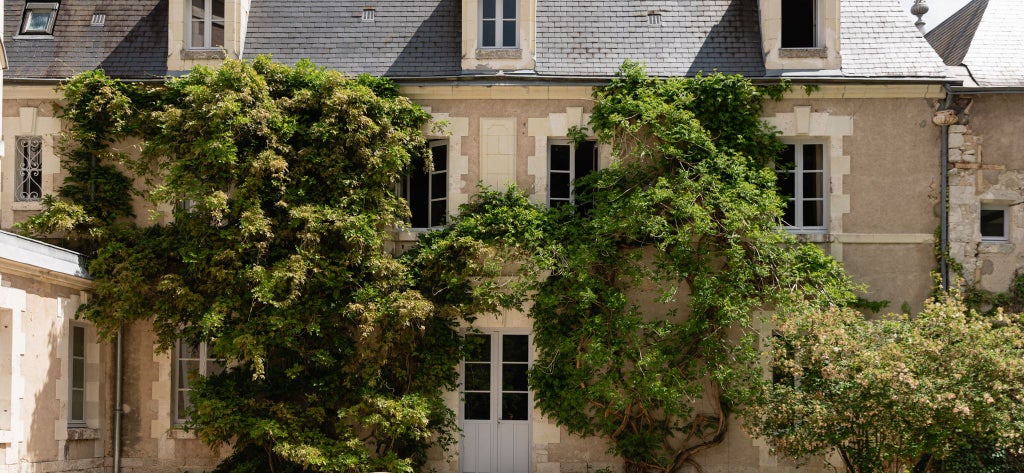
[480,0,517,48]
[781,0,817,48]
[188,0,225,49]
[21,2,59,35]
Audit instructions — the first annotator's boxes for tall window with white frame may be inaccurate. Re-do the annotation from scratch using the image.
[776,143,826,231]
[16,136,43,202]
[548,140,598,207]
[68,324,86,426]
[480,0,517,48]
[188,0,225,49]
[781,0,817,48]
[173,341,225,424]
[403,140,448,229]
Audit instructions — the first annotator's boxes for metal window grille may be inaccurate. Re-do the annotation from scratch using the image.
[648,13,662,25]
[16,136,43,202]
[362,8,375,22]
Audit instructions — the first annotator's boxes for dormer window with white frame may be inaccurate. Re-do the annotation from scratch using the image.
[20,2,59,35]
[188,0,225,49]
[480,0,517,48]
[781,0,819,48]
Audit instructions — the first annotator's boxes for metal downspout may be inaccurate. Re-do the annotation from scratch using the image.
[940,85,955,291]
[113,323,124,472]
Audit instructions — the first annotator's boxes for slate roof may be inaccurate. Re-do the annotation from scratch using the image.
[925,0,1024,87]
[4,0,168,80]
[534,0,765,77]
[839,0,948,78]
[241,0,462,77]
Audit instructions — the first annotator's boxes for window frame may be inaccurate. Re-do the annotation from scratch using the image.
[479,0,518,49]
[547,139,598,208]
[68,323,87,426]
[15,136,43,202]
[780,0,820,49]
[402,140,449,230]
[186,0,225,50]
[172,340,224,425]
[776,141,828,233]
[20,2,59,35]
[980,204,1010,242]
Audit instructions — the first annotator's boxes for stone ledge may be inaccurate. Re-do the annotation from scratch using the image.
[181,49,226,60]
[476,48,522,59]
[779,47,828,58]
[166,427,197,440]
[67,427,100,441]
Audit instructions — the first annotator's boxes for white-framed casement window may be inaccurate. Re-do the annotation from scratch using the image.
[548,139,598,207]
[20,2,59,35]
[780,0,818,48]
[403,140,448,229]
[776,142,827,232]
[173,340,225,424]
[68,323,87,426]
[15,136,43,202]
[187,0,225,49]
[480,0,517,48]
[980,204,1010,242]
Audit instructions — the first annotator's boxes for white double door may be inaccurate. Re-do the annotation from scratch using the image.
[461,332,531,473]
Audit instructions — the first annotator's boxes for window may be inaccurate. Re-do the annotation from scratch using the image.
[548,140,598,207]
[173,340,225,424]
[68,324,86,426]
[403,140,448,228]
[980,205,1009,242]
[361,8,375,22]
[16,136,43,202]
[781,0,817,48]
[20,2,59,35]
[647,12,663,26]
[480,0,517,48]
[188,0,225,49]
[776,143,826,231]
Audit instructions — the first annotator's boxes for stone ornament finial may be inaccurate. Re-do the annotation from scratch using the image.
[912,0,930,33]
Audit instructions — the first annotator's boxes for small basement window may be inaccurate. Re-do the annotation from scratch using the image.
[980,205,1009,242]
[781,0,817,48]
[21,2,60,35]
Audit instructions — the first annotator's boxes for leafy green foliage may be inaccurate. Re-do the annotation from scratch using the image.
[749,294,1024,473]
[28,58,484,473]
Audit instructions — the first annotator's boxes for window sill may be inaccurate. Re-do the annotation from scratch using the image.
[181,49,226,60]
[12,34,54,40]
[476,48,522,60]
[167,427,197,440]
[779,47,827,59]
[67,427,100,441]
[789,232,831,243]
[12,201,43,211]
[979,240,1013,253]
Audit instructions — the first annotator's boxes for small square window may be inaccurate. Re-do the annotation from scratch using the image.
[981,206,1009,241]
[648,12,662,26]
[21,2,60,35]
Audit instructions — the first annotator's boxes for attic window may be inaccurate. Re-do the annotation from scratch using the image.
[781,0,818,48]
[21,2,59,35]
[362,8,375,22]
[91,13,106,26]
[647,12,662,26]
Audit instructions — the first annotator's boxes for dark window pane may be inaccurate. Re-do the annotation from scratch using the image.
[465,363,491,391]
[407,164,429,228]
[432,145,448,171]
[26,11,52,31]
[430,200,447,227]
[803,200,824,227]
[778,144,796,170]
[465,393,490,420]
[502,20,517,47]
[482,0,496,19]
[550,144,571,170]
[503,335,529,362]
[575,141,598,179]
[191,20,205,47]
[465,335,491,362]
[71,390,84,421]
[501,393,528,420]
[802,172,823,199]
[431,172,447,200]
[981,209,1006,238]
[482,21,496,47]
[782,201,796,227]
[72,359,85,389]
[73,327,85,357]
[502,0,516,19]
[212,22,224,47]
[213,0,224,19]
[179,341,199,359]
[550,172,571,199]
[177,390,191,419]
[776,172,795,198]
[502,364,528,391]
[192,0,204,20]
[781,0,815,48]
[207,360,225,376]
[803,144,823,170]
[179,361,200,387]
